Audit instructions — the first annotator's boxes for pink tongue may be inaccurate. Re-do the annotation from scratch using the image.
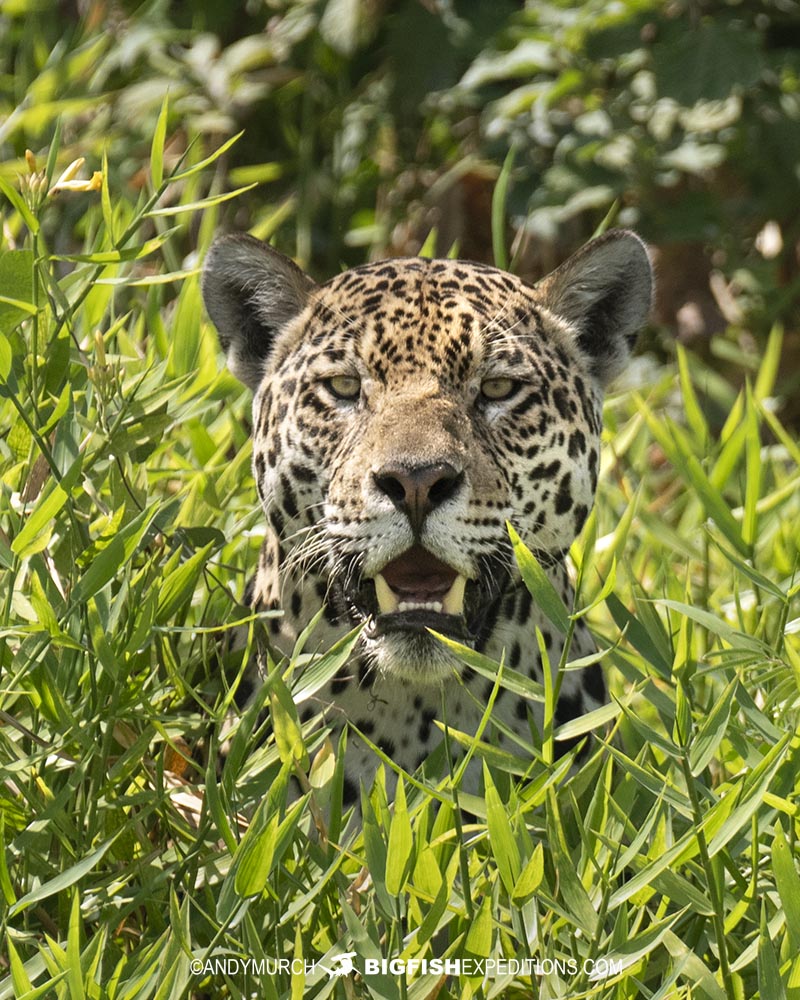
[380,544,457,600]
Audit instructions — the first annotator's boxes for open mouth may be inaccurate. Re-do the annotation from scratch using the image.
[367,544,471,639]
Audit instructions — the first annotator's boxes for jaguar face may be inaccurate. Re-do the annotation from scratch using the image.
[202,231,652,685]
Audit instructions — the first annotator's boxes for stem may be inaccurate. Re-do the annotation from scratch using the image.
[395,896,408,1000]
[51,179,171,339]
[1,549,18,632]
[296,58,315,269]
[543,581,577,765]
[4,385,89,549]
[441,688,474,922]
[773,554,798,659]
[679,739,736,998]
[30,230,41,420]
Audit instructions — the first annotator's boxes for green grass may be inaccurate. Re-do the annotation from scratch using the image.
[2,113,800,1000]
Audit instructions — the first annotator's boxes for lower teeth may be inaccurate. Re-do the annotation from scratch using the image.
[397,601,443,613]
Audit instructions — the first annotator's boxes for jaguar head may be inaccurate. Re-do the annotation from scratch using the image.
[201,232,652,681]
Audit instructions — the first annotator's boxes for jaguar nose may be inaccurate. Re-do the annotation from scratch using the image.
[372,461,465,531]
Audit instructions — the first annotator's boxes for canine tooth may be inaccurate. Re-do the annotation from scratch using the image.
[374,573,399,613]
[442,575,467,615]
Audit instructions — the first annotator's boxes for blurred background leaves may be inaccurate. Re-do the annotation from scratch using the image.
[3,0,799,398]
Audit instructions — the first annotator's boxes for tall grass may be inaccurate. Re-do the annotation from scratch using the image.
[2,113,800,1000]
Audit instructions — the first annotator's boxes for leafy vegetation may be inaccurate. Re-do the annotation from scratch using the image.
[1,1,800,998]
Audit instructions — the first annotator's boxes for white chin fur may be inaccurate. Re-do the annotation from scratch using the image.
[365,631,462,684]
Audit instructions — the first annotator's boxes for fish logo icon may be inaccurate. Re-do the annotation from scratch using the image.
[322,951,357,978]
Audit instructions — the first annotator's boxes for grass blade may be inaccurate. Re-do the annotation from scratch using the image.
[150,93,169,190]
[483,763,521,896]
[491,145,516,270]
[385,776,413,896]
[9,834,120,916]
[507,522,570,633]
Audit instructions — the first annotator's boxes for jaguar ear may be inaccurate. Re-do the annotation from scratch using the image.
[538,229,653,386]
[201,233,317,389]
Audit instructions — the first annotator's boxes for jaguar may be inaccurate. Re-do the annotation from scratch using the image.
[201,229,652,805]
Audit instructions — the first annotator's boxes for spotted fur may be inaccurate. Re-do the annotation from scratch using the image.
[201,231,652,802]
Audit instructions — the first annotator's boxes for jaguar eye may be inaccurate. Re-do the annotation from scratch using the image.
[325,375,361,400]
[480,377,518,401]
